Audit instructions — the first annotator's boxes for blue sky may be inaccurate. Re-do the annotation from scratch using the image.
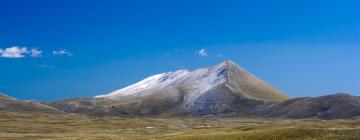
[0,0,359,101]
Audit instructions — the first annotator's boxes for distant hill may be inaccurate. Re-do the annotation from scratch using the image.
[0,93,61,113]
[260,93,360,119]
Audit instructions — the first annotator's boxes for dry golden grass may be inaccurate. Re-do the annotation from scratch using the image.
[0,111,359,140]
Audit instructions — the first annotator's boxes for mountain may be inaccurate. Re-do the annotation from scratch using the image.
[260,93,360,119]
[0,92,61,113]
[96,60,288,102]
[4,60,360,119]
[51,60,289,116]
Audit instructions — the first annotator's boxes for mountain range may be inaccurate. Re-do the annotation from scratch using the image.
[1,60,360,119]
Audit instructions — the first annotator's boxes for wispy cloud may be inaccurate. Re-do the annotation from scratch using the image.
[198,49,208,57]
[0,46,44,58]
[52,49,72,56]
[0,46,29,58]
[30,48,42,57]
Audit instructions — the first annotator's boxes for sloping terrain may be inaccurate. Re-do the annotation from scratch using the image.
[49,97,132,116]
[0,92,61,113]
[261,93,360,119]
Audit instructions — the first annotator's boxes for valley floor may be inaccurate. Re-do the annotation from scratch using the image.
[0,111,359,140]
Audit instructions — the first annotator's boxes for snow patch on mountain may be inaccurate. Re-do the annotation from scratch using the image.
[95,61,235,101]
[95,69,189,99]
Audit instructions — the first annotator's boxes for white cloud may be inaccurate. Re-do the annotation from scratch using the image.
[0,46,44,58]
[0,46,29,58]
[30,48,42,57]
[52,49,72,56]
[198,49,208,57]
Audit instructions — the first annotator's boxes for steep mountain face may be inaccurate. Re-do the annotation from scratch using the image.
[0,93,61,113]
[51,60,289,116]
[260,93,360,119]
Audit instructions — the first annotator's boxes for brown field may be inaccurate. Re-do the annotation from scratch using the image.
[0,111,359,140]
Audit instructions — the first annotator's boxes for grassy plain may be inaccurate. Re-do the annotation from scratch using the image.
[0,111,359,140]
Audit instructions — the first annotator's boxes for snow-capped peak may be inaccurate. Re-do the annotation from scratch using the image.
[95,69,189,99]
[94,61,238,100]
